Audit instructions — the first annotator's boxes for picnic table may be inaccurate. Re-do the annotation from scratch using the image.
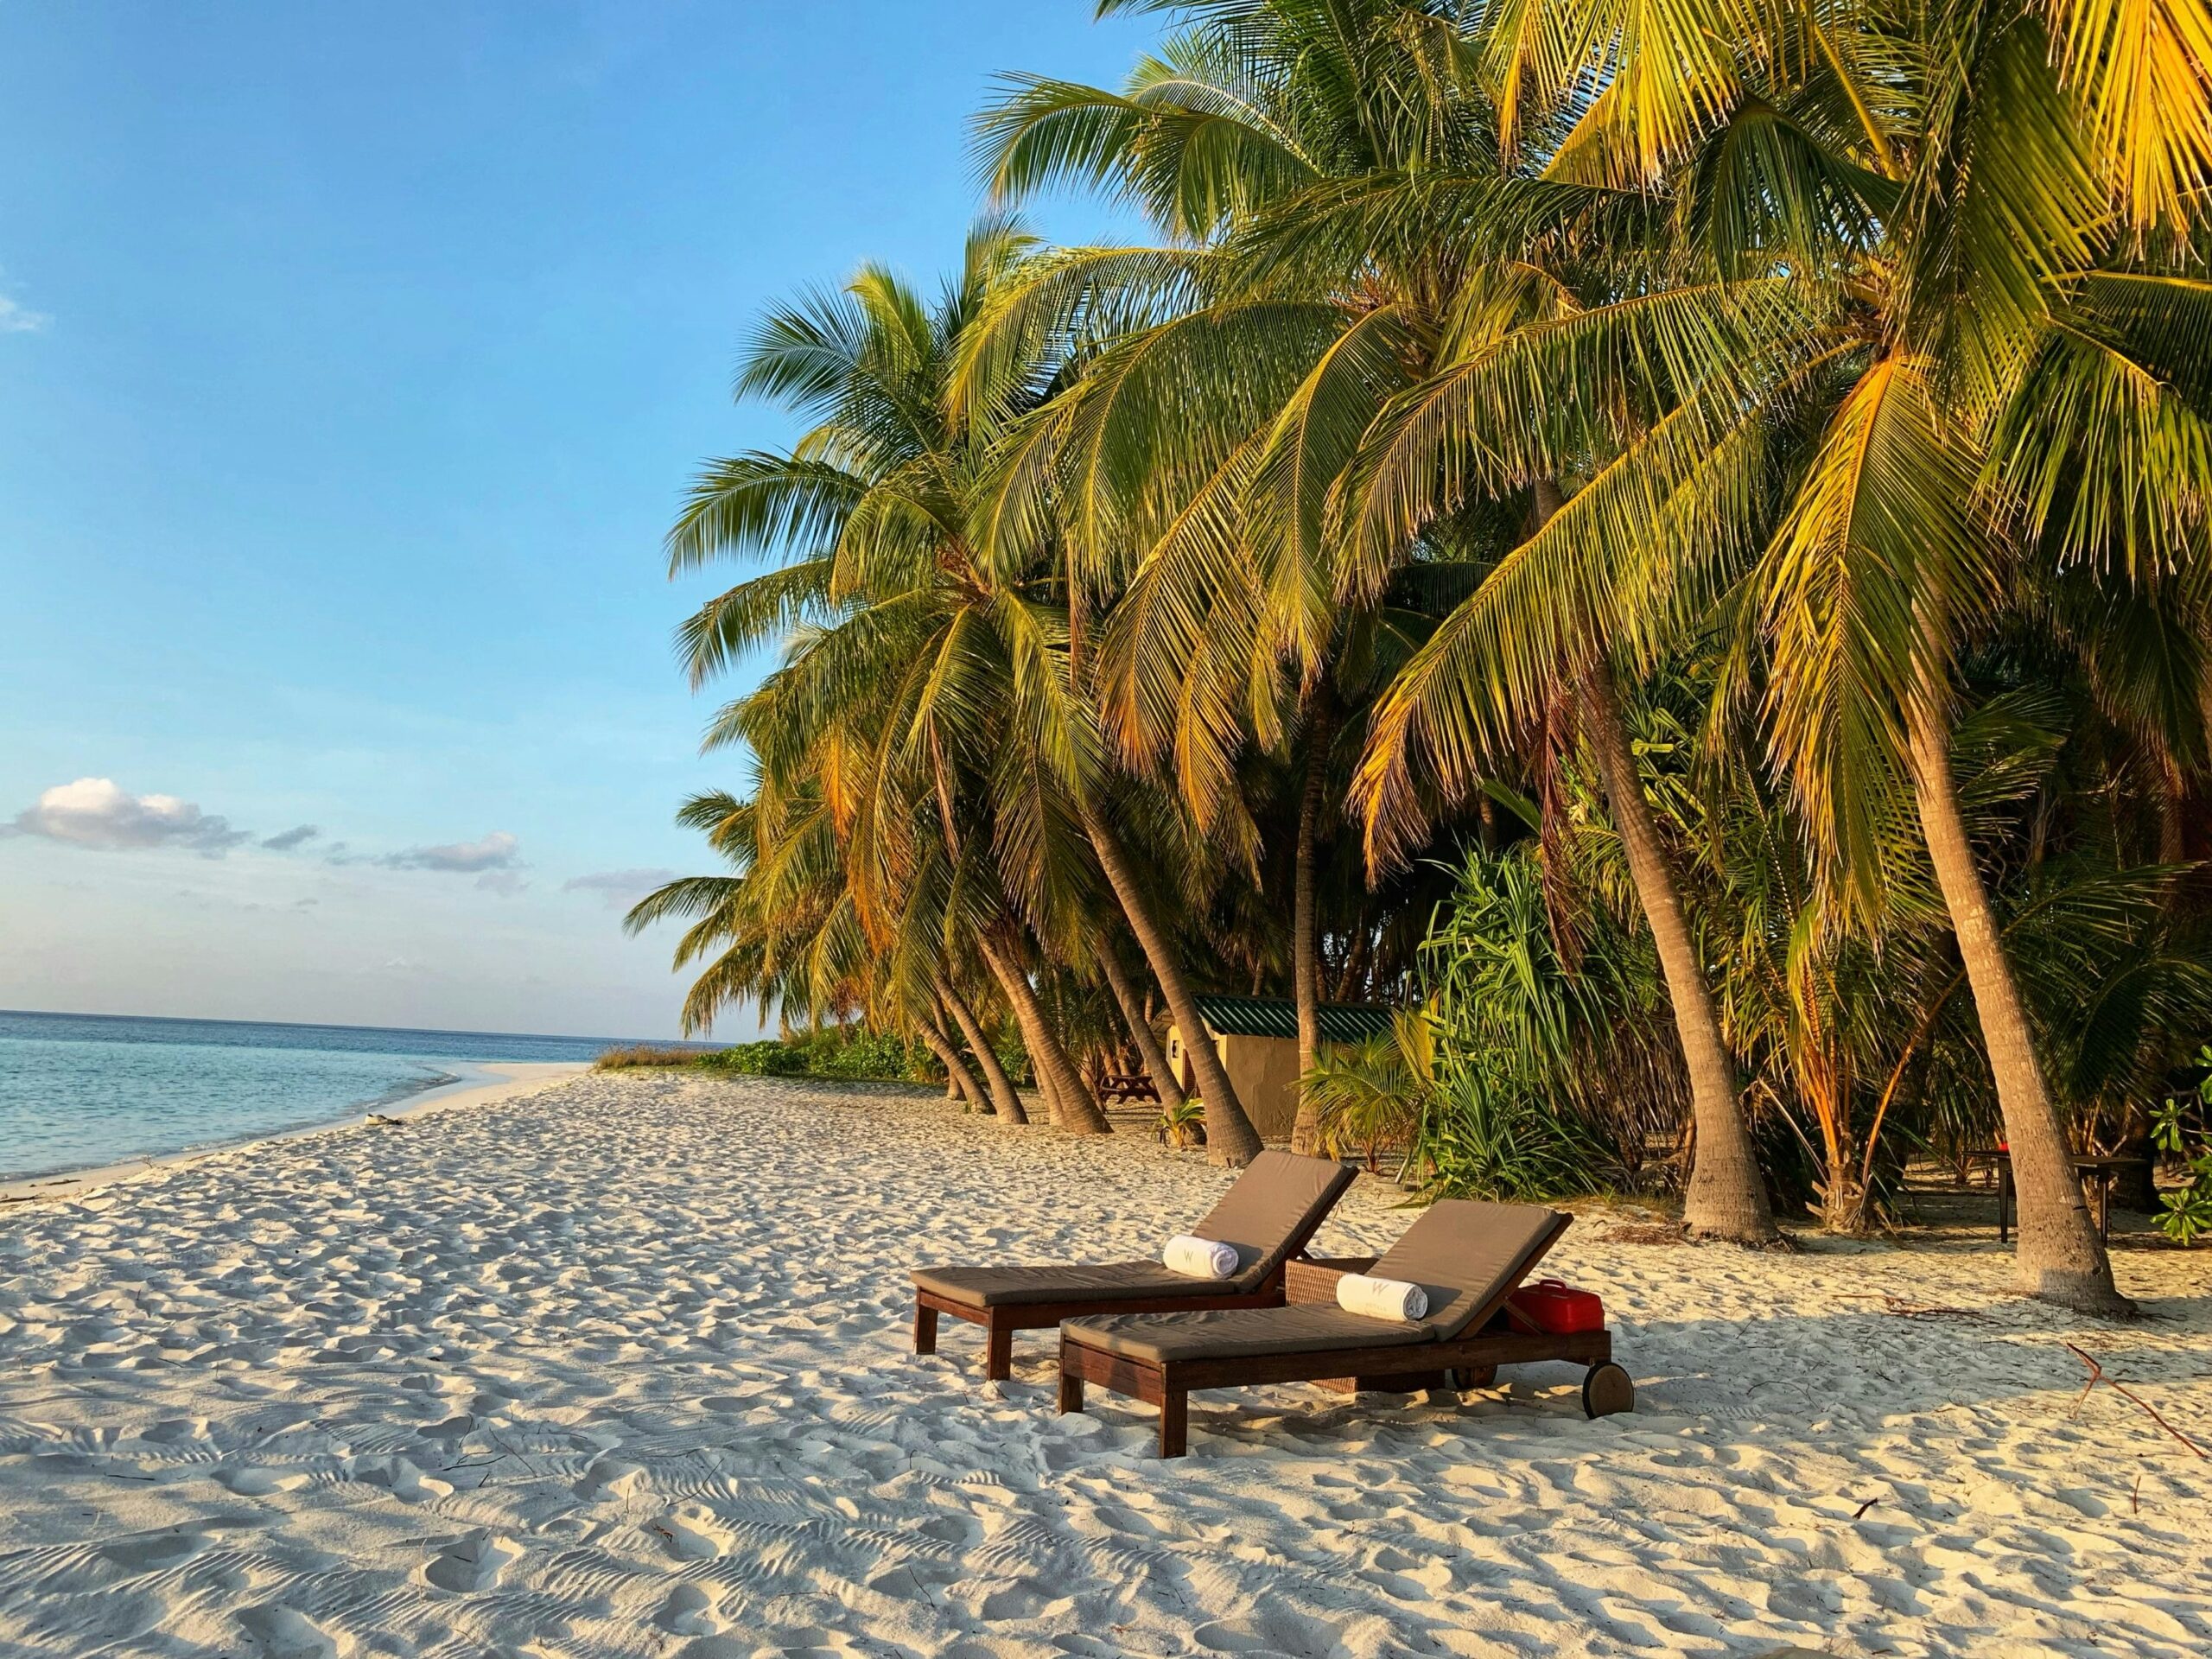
[1097,1072,1160,1105]
[1967,1148,2152,1243]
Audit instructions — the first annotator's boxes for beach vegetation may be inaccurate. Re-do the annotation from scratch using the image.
[637,0,2212,1311]
[594,1044,723,1071]
[697,1040,813,1078]
[1305,1014,1431,1177]
[691,1030,938,1084]
[594,1032,937,1084]
[2152,1053,2212,1243]
[1154,1095,1207,1150]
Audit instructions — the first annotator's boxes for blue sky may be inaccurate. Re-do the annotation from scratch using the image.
[0,1,1148,1038]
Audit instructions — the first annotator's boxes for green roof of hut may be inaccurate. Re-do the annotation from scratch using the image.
[1188,995,1395,1044]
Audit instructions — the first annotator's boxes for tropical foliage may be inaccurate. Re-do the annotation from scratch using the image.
[634,0,2212,1313]
[2152,1050,2212,1243]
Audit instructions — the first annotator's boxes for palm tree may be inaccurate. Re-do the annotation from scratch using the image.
[655,219,1313,1151]
[653,224,1107,1129]
[621,788,843,1035]
[1344,0,2211,1306]
[974,0,1780,1235]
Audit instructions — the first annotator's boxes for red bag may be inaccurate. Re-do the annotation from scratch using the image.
[1507,1279,1605,1334]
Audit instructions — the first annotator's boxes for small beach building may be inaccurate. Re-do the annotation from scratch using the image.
[1163,995,1395,1142]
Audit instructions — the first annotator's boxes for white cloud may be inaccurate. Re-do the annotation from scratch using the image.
[0,293,49,334]
[376,830,521,874]
[8,778,249,855]
[8,782,538,899]
[563,867,677,909]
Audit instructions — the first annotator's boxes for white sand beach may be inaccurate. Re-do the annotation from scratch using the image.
[1,1072,2207,1658]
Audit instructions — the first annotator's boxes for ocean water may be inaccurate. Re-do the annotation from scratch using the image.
[0,1010,628,1182]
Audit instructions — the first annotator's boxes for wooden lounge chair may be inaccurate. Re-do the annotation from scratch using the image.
[1055,1198,1634,1456]
[911,1150,1357,1381]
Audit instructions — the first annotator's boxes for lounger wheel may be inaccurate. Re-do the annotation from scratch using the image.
[1447,1364,1497,1390]
[1581,1362,1633,1418]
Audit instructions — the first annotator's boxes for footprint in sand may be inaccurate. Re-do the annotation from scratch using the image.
[572,1458,645,1502]
[698,1388,772,1412]
[217,1465,311,1497]
[654,1582,724,1636]
[234,1604,351,1658]
[976,1581,1070,1622]
[1191,1608,1350,1656]
[420,1533,520,1593]
[654,1506,736,1560]
[138,1418,215,1446]
[99,1528,210,1575]
[351,1456,454,1503]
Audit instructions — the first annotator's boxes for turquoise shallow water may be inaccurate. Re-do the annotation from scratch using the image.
[0,1010,626,1181]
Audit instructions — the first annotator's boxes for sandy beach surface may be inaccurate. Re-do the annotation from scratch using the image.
[1,1072,2207,1658]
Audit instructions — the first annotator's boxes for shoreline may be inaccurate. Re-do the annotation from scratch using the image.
[0,1058,588,1206]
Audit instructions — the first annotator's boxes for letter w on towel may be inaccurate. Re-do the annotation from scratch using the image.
[1163,1235,1240,1279]
[1336,1273,1429,1322]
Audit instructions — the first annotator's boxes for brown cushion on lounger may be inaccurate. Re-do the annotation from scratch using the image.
[909,1151,1353,1310]
[910,1261,1225,1309]
[1190,1150,1357,1291]
[1065,1304,1435,1365]
[1369,1199,1568,1339]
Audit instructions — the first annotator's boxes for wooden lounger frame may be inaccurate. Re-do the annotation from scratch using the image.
[914,1264,1298,1382]
[914,1155,1356,1382]
[1056,1249,1632,1456]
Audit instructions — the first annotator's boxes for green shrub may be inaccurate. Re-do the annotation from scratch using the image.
[1411,847,1613,1201]
[991,1027,1033,1086]
[802,1027,922,1081]
[692,1027,931,1083]
[2152,1050,2212,1245]
[699,1040,809,1077]
[1154,1096,1206,1150]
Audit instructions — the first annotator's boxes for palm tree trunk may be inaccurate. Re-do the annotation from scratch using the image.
[1291,702,1334,1155]
[982,942,1065,1124]
[979,930,1111,1135]
[934,969,1026,1124]
[1097,944,1186,1112]
[1579,653,1778,1243]
[918,1014,987,1111]
[1081,804,1265,1165]
[1334,926,1370,1000]
[1906,676,2132,1313]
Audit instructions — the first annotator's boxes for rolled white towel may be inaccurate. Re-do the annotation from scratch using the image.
[1336,1273,1429,1323]
[1162,1234,1240,1280]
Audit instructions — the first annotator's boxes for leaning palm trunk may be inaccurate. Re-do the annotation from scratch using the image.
[978,931,1111,1135]
[1906,674,2131,1314]
[1081,806,1265,1166]
[933,971,1026,1124]
[1579,654,1778,1243]
[1097,944,1187,1113]
[1291,706,1333,1155]
[918,1014,988,1112]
